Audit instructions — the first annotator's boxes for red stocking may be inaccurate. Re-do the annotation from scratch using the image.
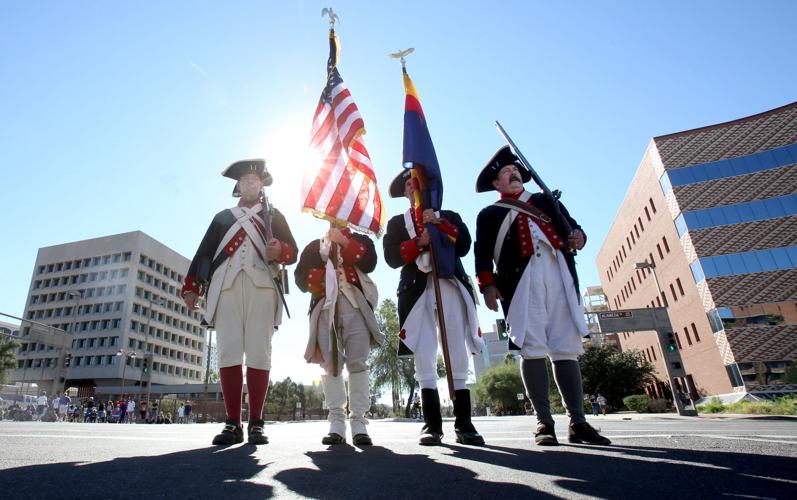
[246,367,270,421]
[219,365,243,424]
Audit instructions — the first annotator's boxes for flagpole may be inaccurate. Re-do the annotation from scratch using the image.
[425,225,457,401]
[329,224,340,378]
[392,49,456,401]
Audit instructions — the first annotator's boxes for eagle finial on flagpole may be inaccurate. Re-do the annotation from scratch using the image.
[388,48,414,70]
[321,7,339,27]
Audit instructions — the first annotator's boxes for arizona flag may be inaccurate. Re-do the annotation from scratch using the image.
[402,68,456,278]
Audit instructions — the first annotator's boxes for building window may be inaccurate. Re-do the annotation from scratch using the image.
[684,326,692,346]
[670,284,678,302]
[662,236,670,253]
[695,245,797,279]
[676,278,685,296]
[657,244,664,260]
[691,323,701,342]
[649,198,657,214]
[674,332,682,349]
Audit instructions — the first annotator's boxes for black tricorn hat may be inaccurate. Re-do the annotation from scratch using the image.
[389,169,413,199]
[475,145,531,193]
[222,158,273,197]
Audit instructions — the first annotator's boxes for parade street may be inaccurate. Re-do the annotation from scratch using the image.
[0,415,795,499]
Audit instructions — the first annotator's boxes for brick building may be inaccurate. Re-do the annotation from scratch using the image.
[596,102,797,399]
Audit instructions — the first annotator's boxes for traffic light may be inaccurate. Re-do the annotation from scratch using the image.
[142,356,150,374]
[64,352,72,367]
[665,332,678,352]
[496,319,508,340]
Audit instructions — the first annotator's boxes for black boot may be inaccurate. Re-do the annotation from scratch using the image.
[534,422,559,446]
[569,422,611,445]
[453,389,485,446]
[419,389,443,446]
[212,419,244,446]
[247,419,269,445]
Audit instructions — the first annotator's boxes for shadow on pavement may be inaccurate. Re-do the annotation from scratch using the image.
[274,444,545,499]
[440,442,797,499]
[0,445,271,499]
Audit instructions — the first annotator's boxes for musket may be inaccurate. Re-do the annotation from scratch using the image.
[495,121,575,249]
[261,189,291,319]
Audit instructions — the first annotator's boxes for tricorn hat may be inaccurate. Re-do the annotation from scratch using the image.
[222,158,273,197]
[388,169,413,198]
[475,145,531,193]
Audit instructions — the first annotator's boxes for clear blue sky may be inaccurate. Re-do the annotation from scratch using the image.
[1,1,795,386]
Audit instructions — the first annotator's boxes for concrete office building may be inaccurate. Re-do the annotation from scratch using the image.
[596,102,797,399]
[0,320,21,338]
[11,231,207,396]
[473,322,513,380]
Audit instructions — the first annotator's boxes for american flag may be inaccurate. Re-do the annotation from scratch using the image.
[301,30,385,237]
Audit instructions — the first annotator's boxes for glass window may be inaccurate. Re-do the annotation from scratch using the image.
[713,255,733,277]
[659,173,673,193]
[692,164,709,182]
[780,194,797,213]
[750,199,769,220]
[726,253,746,274]
[763,197,785,218]
[741,252,761,273]
[694,210,712,229]
[771,247,792,269]
[772,147,792,165]
[743,154,761,174]
[789,143,797,162]
[786,246,797,267]
[756,149,775,169]
[757,249,778,271]
[709,206,729,226]
[690,260,706,282]
[727,157,745,176]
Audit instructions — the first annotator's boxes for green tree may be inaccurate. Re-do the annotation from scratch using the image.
[304,384,324,417]
[369,299,445,416]
[472,360,525,415]
[784,362,797,384]
[0,336,20,385]
[266,377,299,420]
[370,299,403,412]
[579,344,655,409]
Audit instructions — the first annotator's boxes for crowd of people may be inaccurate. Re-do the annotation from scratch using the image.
[0,391,195,425]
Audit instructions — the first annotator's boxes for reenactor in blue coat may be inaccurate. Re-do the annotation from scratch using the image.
[383,169,484,446]
[474,146,610,446]
[182,159,297,446]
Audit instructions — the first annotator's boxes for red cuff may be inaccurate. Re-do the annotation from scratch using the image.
[437,218,458,243]
[181,276,202,297]
[343,266,360,286]
[340,239,367,265]
[306,268,325,294]
[274,241,295,264]
[476,271,497,291]
[399,239,422,264]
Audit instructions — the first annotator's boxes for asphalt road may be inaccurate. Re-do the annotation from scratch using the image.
[1,414,795,499]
